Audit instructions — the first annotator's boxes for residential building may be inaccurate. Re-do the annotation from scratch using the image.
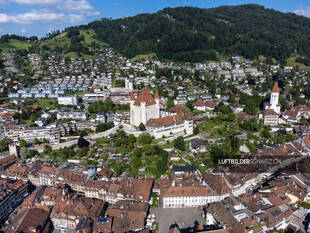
[58,95,79,106]
[5,207,52,233]
[0,178,29,223]
[57,110,88,120]
[263,109,279,126]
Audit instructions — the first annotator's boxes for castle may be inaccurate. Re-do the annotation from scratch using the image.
[130,88,193,138]
[130,88,160,127]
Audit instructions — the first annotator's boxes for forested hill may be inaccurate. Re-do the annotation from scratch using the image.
[5,4,310,63]
[75,4,310,62]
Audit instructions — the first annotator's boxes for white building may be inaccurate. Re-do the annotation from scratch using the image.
[125,79,134,90]
[57,110,88,120]
[130,88,194,138]
[265,82,281,114]
[162,186,224,208]
[5,125,60,144]
[130,88,160,127]
[58,95,79,106]
[146,113,193,138]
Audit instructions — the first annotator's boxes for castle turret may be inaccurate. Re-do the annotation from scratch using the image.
[130,91,135,125]
[154,90,160,118]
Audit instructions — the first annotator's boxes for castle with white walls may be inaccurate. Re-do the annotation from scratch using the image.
[130,88,160,127]
[130,88,193,138]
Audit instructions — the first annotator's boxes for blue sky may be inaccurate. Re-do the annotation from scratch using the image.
[0,0,310,38]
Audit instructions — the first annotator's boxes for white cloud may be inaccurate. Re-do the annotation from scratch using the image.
[0,10,65,24]
[11,0,61,4]
[61,0,95,12]
[67,14,84,23]
[295,7,310,18]
[20,28,26,33]
[0,0,100,25]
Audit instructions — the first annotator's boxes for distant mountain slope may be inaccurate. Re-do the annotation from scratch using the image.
[4,4,310,62]
[78,4,310,62]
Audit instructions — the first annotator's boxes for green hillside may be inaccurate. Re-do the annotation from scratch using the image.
[2,4,310,63]
[0,39,32,52]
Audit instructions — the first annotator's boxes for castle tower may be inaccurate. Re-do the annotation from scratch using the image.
[270,82,280,114]
[130,91,135,125]
[9,143,19,157]
[154,90,160,118]
[129,87,160,127]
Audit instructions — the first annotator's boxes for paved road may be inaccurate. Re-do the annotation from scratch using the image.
[31,123,142,152]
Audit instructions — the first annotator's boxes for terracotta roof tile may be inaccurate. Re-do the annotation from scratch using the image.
[146,113,192,127]
[264,109,279,116]
[133,88,156,106]
[272,82,280,93]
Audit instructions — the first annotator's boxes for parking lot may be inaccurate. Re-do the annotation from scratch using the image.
[151,207,205,233]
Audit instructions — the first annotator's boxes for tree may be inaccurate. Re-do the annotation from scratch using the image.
[138,123,146,131]
[174,136,186,151]
[96,122,114,133]
[0,138,13,152]
[261,126,271,138]
[77,137,90,148]
[230,136,241,153]
[34,138,40,145]
[210,144,230,163]
[193,127,200,135]
[20,148,37,160]
[137,133,153,145]
[166,96,175,109]
[43,145,52,154]
[214,102,232,114]
[19,139,27,148]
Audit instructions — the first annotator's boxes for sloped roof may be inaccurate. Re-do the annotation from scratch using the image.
[146,113,192,127]
[264,109,279,116]
[133,88,156,106]
[272,82,280,93]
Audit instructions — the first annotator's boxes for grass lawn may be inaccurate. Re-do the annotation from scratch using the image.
[95,137,110,145]
[80,29,109,47]
[159,142,174,149]
[31,99,58,109]
[0,39,32,51]
[287,56,310,72]
[298,202,310,209]
[131,53,157,61]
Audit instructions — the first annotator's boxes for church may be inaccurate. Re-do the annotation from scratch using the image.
[264,82,281,114]
[263,82,281,126]
[130,88,193,138]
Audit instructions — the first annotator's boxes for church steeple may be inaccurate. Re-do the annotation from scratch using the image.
[272,82,280,93]
[269,81,280,114]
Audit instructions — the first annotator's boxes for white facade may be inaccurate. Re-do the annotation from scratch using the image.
[5,125,60,143]
[265,82,281,114]
[130,88,160,127]
[125,79,134,90]
[58,95,79,106]
[162,190,225,208]
[130,102,160,126]
[147,118,193,139]
[57,111,88,120]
